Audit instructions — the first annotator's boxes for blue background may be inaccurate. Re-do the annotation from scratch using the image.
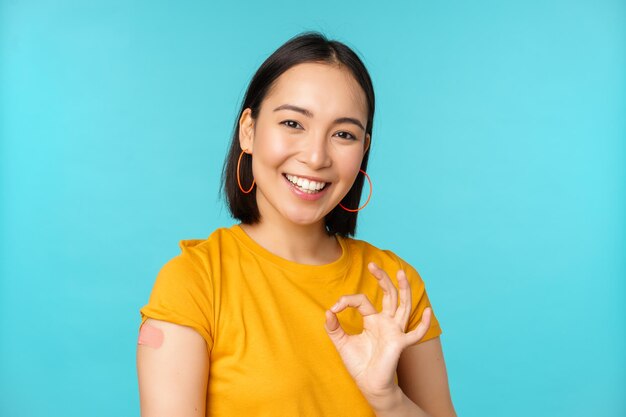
[1,1,624,416]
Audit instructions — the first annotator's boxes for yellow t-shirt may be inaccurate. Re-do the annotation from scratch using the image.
[139,224,442,416]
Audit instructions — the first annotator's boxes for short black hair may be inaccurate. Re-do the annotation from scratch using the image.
[221,31,375,237]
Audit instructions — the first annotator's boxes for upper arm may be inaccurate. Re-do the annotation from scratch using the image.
[397,337,457,417]
[137,318,210,417]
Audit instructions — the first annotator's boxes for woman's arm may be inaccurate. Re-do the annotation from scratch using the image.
[136,318,209,417]
[397,337,457,417]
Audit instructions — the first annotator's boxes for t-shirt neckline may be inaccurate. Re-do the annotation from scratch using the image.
[228,224,351,279]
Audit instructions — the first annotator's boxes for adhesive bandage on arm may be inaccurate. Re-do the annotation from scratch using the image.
[138,322,164,349]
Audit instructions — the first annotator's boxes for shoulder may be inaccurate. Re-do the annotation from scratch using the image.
[342,236,426,287]
[155,226,240,285]
[342,236,415,271]
[171,225,242,266]
[175,226,232,255]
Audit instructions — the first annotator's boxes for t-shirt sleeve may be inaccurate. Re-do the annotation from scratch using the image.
[393,255,443,345]
[139,246,214,350]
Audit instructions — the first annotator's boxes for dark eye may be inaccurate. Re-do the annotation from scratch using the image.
[281,120,302,129]
[336,131,356,140]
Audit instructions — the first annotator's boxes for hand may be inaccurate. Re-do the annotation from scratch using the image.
[324,262,432,403]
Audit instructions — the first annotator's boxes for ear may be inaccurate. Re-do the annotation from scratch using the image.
[238,108,255,152]
[363,133,371,154]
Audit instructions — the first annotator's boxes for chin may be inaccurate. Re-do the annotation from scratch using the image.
[283,210,326,227]
[287,216,320,227]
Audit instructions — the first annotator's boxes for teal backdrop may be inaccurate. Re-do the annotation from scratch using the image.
[1,1,624,416]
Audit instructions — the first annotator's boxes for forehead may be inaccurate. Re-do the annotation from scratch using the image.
[262,62,368,118]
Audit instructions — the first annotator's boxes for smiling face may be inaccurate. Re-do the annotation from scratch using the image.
[238,62,371,229]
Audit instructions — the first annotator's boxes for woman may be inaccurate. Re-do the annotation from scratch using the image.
[137,31,457,417]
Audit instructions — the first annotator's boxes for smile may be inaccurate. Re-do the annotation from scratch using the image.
[283,174,329,194]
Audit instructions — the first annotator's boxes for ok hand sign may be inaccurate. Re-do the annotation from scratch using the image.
[324,262,432,401]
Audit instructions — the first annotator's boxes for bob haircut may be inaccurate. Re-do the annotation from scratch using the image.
[221,31,375,237]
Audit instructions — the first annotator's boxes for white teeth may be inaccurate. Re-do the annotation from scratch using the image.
[285,174,328,192]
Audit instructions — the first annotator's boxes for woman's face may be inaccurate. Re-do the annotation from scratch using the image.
[239,62,370,228]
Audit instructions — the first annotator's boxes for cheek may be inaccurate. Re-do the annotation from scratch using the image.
[253,130,287,167]
[338,148,365,178]
[255,128,292,166]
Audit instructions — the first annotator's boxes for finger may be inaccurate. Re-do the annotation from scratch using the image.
[404,307,432,346]
[368,262,398,316]
[330,293,378,317]
[324,309,348,347]
[395,269,412,328]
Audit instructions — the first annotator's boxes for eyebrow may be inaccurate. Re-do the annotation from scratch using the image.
[273,104,365,132]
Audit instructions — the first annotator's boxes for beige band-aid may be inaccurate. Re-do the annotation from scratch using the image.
[138,322,164,349]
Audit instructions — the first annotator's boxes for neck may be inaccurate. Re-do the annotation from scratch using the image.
[239,215,341,266]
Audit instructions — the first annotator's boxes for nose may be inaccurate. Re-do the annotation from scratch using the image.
[298,132,332,170]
